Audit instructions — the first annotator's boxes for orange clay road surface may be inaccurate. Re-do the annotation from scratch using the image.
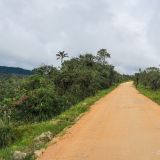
[38,82,160,160]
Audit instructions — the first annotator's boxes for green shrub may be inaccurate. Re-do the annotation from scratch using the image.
[54,71,99,105]
[13,87,67,122]
[0,120,20,148]
[134,67,160,90]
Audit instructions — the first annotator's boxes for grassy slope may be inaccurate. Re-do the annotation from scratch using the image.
[0,85,117,160]
[137,85,160,105]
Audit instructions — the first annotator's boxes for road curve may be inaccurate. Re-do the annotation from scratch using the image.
[38,82,160,160]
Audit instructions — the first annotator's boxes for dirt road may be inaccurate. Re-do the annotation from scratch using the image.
[39,82,160,160]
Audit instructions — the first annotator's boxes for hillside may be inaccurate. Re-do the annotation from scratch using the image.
[0,66,32,75]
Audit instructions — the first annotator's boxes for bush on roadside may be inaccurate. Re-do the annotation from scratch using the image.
[0,119,20,148]
[13,87,67,122]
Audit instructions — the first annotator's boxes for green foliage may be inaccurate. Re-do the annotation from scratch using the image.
[0,112,20,148]
[134,67,160,90]
[0,124,18,148]
[0,49,123,159]
[32,65,58,79]
[134,67,160,107]
[97,49,111,65]
[0,75,23,102]
[137,85,160,104]
[0,50,122,123]
[55,52,120,106]
[55,70,98,104]
[0,87,116,160]
[13,87,66,122]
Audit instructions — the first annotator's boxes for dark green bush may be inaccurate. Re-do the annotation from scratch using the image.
[134,67,160,90]
[54,71,98,104]
[0,121,20,148]
[13,87,67,122]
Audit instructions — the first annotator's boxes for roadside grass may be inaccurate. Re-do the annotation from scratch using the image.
[137,85,160,105]
[0,85,117,160]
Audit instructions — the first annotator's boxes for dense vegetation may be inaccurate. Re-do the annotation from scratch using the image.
[0,49,125,159]
[134,67,160,90]
[136,85,160,105]
[0,66,32,75]
[134,67,160,104]
[0,49,122,124]
[0,87,116,160]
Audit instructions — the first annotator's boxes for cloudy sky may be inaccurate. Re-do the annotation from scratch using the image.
[0,0,159,74]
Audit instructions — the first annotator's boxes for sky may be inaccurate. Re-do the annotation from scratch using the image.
[0,0,160,74]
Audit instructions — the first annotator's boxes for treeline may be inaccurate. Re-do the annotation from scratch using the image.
[0,49,125,148]
[134,67,160,90]
[0,49,123,123]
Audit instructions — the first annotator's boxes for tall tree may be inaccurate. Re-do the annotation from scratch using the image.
[56,51,68,64]
[97,49,111,65]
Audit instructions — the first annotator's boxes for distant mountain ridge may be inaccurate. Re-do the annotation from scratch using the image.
[0,66,32,75]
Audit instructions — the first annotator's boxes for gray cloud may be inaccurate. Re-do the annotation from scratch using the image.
[0,0,159,73]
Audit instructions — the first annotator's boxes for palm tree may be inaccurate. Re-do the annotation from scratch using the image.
[97,49,111,65]
[56,51,68,64]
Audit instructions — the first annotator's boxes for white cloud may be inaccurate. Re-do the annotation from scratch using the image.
[0,0,159,73]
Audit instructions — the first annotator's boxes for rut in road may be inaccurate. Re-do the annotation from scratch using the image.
[38,82,160,160]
